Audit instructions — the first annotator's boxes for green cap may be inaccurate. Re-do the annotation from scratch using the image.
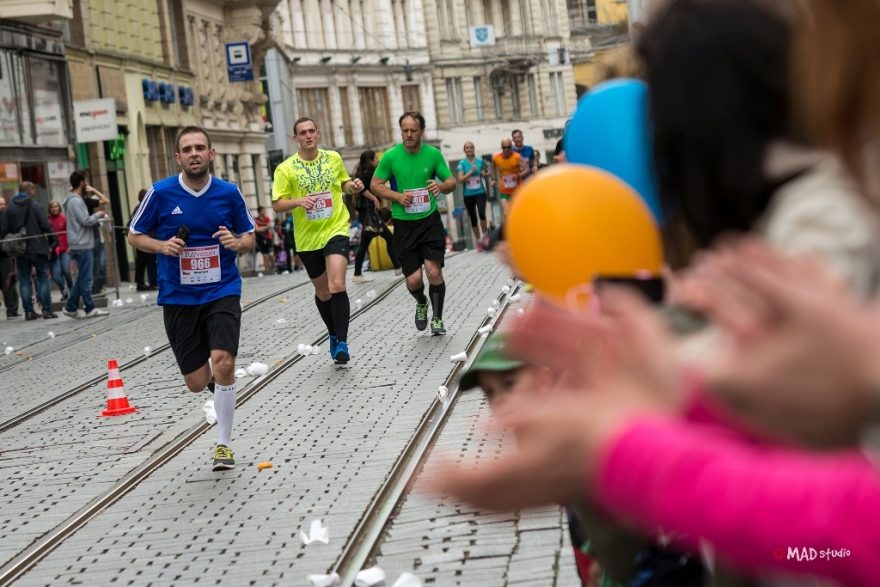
[458,332,525,391]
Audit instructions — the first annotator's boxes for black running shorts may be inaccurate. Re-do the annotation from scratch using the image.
[163,295,242,376]
[393,211,446,277]
[297,234,350,279]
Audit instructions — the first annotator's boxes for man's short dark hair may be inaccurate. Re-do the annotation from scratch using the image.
[399,111,425,130]
[175,126,212,152]
[512,129,523,137]
[70,170,86,190]
[293,117,317,135]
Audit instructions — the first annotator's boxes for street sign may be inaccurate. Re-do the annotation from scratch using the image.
[73,98,118,143]
[226,41,254,82]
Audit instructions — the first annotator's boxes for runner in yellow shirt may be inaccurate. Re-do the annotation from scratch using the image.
[492,138,524,219]
[272,117,364,365]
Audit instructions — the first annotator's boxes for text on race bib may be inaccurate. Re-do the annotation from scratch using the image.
[502,174,518,189]
[404,188,431,214]
[179,245,221,285]
[306,191,333,221]
[466,176,482,190]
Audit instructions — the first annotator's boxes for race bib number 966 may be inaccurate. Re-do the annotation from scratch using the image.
[180,245,221,285]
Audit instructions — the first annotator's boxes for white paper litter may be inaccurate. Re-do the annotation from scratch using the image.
[246,362,269,376]
[354,566,386,587]
[491,299,500,308]
[47,331,55,339]
[257,272,264,278]
[391,573,424,587]
[300,519,330,545]
[4,346,13,355]
[477,324,493,335]
[307,573,340,587]
[501,285,511,295]
[487,307,496,317]
[437,386,448,403]
[450,351,467,363]
[143,346,152,356]
[366,289,376,299]
[111,299,124,307]
[509,293,522,303]
[125,297,133,304]
[234,368,247,378]
[276,318,287,324]
[139,293,149,302]
[203,399,216,424]
[311,345,321,355]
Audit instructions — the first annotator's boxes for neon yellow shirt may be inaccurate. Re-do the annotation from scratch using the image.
[272,149,351,252]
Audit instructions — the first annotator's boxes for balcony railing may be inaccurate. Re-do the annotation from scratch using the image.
[0,0,72,23]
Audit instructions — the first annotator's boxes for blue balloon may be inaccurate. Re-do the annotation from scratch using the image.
[564,79,663,223]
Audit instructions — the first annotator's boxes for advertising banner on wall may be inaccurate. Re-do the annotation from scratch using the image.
[73,98,118,143]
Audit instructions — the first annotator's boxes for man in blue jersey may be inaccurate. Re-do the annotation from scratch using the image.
[128,126,255,471]
[511,129,538,180]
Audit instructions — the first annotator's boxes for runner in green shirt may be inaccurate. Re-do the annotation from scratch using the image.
[272,117,365,365]
[371,111,456,335]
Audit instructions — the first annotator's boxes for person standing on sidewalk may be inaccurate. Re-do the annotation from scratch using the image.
[351,149,400,282]
[63,171,109,319]
[83,183,109,295]
[0,196,20,318]
[47,200,73,300]
[370,111,456,336]
[272,117,364,365]
[128,189,158,291]
[6,182,57,320]
[129,126,255,471]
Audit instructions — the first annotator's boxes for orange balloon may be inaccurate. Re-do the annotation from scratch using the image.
[506,164,663,303]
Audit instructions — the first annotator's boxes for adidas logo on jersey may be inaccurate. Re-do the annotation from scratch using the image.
[171,206,183,215]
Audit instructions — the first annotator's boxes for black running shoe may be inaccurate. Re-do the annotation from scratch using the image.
[212,445,235,471]
[415,301,428,331]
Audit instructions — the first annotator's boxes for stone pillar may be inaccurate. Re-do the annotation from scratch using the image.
[348,83,365,146]
[328,83,346,147]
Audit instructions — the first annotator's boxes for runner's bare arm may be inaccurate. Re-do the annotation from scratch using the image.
[370,176,409,205]
[213,226,254,252]
[128,232,186,257]
[273,196,319,213]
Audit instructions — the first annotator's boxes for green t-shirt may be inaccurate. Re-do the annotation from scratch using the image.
[271,149,351,252]
[373,143,453,221]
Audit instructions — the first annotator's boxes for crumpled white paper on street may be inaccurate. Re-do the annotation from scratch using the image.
[300,519,330,545]
[246,362,269,376]
[477,324,493,335]
[450,351,467,363]
[391,573,423,587]
[354,566,386,587]
[307,573,340,587]
[234,368,247,378]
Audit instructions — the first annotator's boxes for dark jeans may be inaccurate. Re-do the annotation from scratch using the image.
[67,248,96,313]
[92,239,106,294]
[50,250,73,293]
[17,254,52,314]
[0,256,19,316]
[354,226,399,275]
[135,249,157,288]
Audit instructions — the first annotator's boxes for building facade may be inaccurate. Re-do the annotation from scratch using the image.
[268,0,435,168]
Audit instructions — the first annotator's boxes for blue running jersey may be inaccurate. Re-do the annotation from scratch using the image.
[130,174,255,305]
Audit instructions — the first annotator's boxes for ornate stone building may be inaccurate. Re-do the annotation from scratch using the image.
[267,0,435,166]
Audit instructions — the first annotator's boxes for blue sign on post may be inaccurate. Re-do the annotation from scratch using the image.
[226,41,254,82]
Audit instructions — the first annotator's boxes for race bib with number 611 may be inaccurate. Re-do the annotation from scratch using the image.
[404,188,431,214]
[179,245,221,285]
[306,191,333,221]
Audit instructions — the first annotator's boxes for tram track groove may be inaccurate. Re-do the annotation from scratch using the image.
[331,282,520,586]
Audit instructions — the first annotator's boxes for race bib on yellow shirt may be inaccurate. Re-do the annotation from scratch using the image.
[404,188,431,214]
[180,245,221,285]
[502,174,518,189]
[306,191,333,221]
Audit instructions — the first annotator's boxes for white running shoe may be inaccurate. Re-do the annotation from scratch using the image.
[83,308,110,318]
[352,274,374,283]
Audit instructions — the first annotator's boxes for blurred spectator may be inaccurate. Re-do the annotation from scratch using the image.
[47,200,73,299]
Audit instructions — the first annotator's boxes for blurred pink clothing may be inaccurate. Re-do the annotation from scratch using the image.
[597,414,879,586]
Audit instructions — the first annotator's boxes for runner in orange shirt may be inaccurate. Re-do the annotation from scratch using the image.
[492,139,524,219]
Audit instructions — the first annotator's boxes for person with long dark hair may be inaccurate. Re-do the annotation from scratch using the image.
[351,150,400,282]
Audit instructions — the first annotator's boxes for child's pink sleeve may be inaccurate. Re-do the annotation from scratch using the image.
[595,418,880,586]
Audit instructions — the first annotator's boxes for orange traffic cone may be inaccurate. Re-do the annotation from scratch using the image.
[102,359,137,416]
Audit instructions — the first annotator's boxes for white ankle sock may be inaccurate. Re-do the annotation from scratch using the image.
[213,383,236,446]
